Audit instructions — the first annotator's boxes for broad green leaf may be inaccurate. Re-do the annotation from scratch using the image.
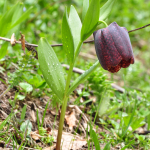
[81,0,100,41]
[98,94,110,117]
[20,120,32,135]
[67,61,99,96]
[0,42,8,59]
[69,5,82,51]
[99,0,116,21]
[90,127,100,150]
[3,0,7,14]
[19,82,33,93]
[23,73,46,88]
[62,8,74,64]
[11,6,33,28]
[38,38,65,100]
[17,94,25,100]
[82,0,89,21]
[123,115,145,131]
[131,117,145,131]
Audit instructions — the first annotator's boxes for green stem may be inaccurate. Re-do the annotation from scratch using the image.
[0,85,11,98]
[93,88,107,125]
[65,40,83,93]
[56,96,68,150]
[67,60,100,96]
[98,20,108,27]
[65,63,74,93]
[74,40,83,60]
[56,41,83,150]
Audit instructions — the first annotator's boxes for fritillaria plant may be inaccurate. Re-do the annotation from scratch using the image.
[37,0,134,149]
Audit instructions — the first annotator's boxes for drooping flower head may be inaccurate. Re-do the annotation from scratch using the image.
[93,22,134,73]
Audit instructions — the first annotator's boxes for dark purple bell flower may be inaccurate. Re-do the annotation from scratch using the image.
[93,22,134,73]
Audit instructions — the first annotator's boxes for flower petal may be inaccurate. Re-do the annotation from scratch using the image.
[93,30,108,70]
[108,64,121,73]
[101,27,122,67]
[121,57,134,68]
[108,22,133,61]
[121,27,134,63]
[130,56,134,64]
[94,28,122,70]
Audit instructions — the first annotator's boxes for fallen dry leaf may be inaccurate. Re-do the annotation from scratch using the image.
[50,108,59,116]
[65,109,77,130]
[43,145,56,150]
[46,127,51,135]
[52,130,87,150]
[30,127,52,141]
[30,130,40,140]
[29,110,36,122]
[61,133,87,150]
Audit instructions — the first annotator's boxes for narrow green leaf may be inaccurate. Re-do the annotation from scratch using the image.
[62,8,74,64]
[18,142,24,150]
[38,38,66,100]
[69,5,82,51]
[11,6,33,28]
[36,110,40,128]
[11,3,23,25]
[147,114,150,130]
[82,0,89,21]
[21,105,27,120]
[41,100,50,127]
[0,3,32,36]
[20,120,32,135]
[0,3,19,36]
[67,61,99,96]
[99,0,116,21]
[90,127,100,150]
[122,99,137,137]
[0,113,15,131]
[103,143,111,150]
[81,0,100,41]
